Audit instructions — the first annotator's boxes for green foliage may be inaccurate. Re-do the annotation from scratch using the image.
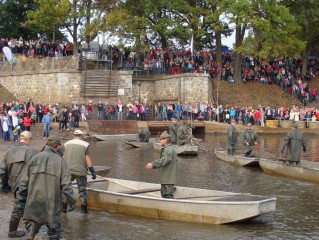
[0,0,38,39]
[24,0,70,41]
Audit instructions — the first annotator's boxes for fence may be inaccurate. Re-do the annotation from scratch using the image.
[0,55,79,73]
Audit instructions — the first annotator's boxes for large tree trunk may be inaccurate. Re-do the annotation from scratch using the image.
[301,49,309,76]
[234,22,245,85]
[215,31,222,68]
[234,52,242,84]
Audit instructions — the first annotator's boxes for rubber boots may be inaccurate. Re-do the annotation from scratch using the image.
[8,218,25,238]
[62,203,67,213]
[81,204,88,214]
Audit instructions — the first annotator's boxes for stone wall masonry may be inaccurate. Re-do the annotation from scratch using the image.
[0,70,84,104]
[132,73,212,104]
[0,70,212,105]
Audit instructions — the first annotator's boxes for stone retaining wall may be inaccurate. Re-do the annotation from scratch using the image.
[0,69,212,105]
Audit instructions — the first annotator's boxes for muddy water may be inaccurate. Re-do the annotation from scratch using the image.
[1,134,319,240]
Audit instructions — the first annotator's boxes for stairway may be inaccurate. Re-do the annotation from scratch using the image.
[82,70,120,98]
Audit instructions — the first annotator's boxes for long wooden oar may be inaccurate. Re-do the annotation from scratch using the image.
[190,134,208,151]
[93,174,160,198]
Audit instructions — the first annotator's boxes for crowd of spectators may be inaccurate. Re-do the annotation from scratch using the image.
[3,97,319,142]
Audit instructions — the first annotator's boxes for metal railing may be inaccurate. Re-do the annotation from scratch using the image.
[0,55,80,73]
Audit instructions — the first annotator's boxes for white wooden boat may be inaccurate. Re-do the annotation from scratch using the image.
[258,158,319,183]
[124,138,157,148]
[93,134,138,141]
[214,150,260,167]
[76,177,277,224]
[153,143,198,155]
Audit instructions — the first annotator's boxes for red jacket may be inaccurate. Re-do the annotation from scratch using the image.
[24,117,32,127]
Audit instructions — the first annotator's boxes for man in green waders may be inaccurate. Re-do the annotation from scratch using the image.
[146,131,177,199]
[281,123,307,165]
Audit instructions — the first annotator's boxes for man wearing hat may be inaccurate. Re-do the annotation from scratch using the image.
[227,119,237,155]
[177,120,192,146]
[64,129,96,214]
[0,131,38,238]
[240,123,259,157]
[146,131,177,199]
[17,135,75,240]
[280,123,307,165]
[168,118,178,144]
[138,127,150,142]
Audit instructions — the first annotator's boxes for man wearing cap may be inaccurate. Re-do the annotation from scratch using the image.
[64,129,96,214]
[177,120,192,146]
[227,119,237,155]
[280,123,307,165]
[240,123,259,157]
[17,135,75,240]
[138,127,150,142]
[168,118,178,144]
[0,131,38,238]
[146,131,177,199]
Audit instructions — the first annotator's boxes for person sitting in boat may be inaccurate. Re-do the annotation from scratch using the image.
[280,122,307,166]
[138,128,150,142]
[168,118,178,144]
[240,123,259,157]
[227,119,237,155]
[177,120,192,146]
[146,131,177,199]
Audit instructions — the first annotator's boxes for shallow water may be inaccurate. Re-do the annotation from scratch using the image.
[1,133,318,240]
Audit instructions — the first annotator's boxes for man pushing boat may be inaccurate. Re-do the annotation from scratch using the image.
[146,131,177,199]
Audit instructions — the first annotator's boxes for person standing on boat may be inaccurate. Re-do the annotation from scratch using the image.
[0,131,38,238]
[177,120,192,146]
[64,129,96,214]
[146,131,177,199]
[240,123,259,157]
[17,135,75,240]
[138,128,150,142]
[168,118,178,144]
[227,119,237,155]
[280,123,306,165]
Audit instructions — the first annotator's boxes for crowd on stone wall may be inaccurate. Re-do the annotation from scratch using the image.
[3,98,319,141]
[0,37,74,59]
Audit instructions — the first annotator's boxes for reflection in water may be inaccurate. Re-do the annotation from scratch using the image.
[61,134,318,240]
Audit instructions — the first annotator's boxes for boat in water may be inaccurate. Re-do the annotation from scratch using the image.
[93,134,138,141]
[214,150,260,167]
[153,143,198,155]
[76,177,277,224]
[258,158,319,183]
[124,138,157,148]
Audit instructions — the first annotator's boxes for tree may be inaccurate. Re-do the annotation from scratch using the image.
[0,0,38,39]
[282,0,319,75]
[24,0,70,43]
[223,0,305,85]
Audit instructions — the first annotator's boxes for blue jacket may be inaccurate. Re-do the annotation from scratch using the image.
[42,115,52,124]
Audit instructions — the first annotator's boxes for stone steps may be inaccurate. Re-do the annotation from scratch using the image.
[83,70,120,97]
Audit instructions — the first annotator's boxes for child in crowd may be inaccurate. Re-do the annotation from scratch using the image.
[13,125,20,142]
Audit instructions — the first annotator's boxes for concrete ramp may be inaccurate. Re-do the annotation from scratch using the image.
[89,120,139,135]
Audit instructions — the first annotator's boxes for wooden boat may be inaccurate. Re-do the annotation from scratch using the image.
[258,158,319,183]
[153,143,198,155]
[124,138,157,148]
[93,166,112,177]
[214,150,260,167]
[76,177,277,225]
[93,134,138,141]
